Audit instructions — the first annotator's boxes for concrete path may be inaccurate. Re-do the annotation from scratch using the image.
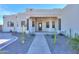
[27,33,51,54]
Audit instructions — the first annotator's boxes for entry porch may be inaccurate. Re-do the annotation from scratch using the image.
[28,16,61,33]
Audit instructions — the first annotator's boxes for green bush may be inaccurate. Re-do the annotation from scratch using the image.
[70,36,79,51]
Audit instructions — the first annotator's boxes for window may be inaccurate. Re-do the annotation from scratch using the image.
[10,22,14,27]
[21,21,25,27]
[27,19,29,30]
[7,21,9,27]
[32,21,35,27]
[59,18,61,30]
[52,21,55,28]
[46,22,49,28]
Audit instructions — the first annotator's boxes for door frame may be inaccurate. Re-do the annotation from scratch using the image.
[38,22,42,31]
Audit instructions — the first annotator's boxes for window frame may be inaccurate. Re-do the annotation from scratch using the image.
[21,21,26,27]
[32,21,35,27]
[27,19,29,30]
[52,21,55,28]
[10,22,14,27]
[46,21,49,28]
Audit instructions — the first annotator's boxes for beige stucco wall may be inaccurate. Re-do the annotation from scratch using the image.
[3,14,29,33]
[61,4,79,37]
[3,15,16,32]
[26,8,62,17]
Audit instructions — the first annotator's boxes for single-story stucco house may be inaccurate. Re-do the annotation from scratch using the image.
[2,4,79,37]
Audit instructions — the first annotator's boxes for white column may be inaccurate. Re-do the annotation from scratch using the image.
[28,18,32,33]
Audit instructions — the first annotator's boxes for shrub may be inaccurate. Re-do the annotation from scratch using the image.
[31,34,35,36]
[70,36,79,53]
[19,32,26,44]
[58,33,65,36]
[51,34,54,38]
[10,30,12,32]
[46,34,50,36]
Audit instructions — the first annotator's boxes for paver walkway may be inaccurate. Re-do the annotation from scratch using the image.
[27,33,51,54]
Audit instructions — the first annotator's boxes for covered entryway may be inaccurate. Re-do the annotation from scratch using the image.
[30,16,61,33]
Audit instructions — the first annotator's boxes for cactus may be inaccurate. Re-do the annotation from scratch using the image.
[53,28,56,48]
[69,28,72,39]
[75,33,77,38]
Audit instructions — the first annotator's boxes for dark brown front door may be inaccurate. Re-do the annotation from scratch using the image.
[38,23,42,31]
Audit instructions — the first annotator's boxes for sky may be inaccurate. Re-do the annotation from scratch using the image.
[0,4,66,25]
